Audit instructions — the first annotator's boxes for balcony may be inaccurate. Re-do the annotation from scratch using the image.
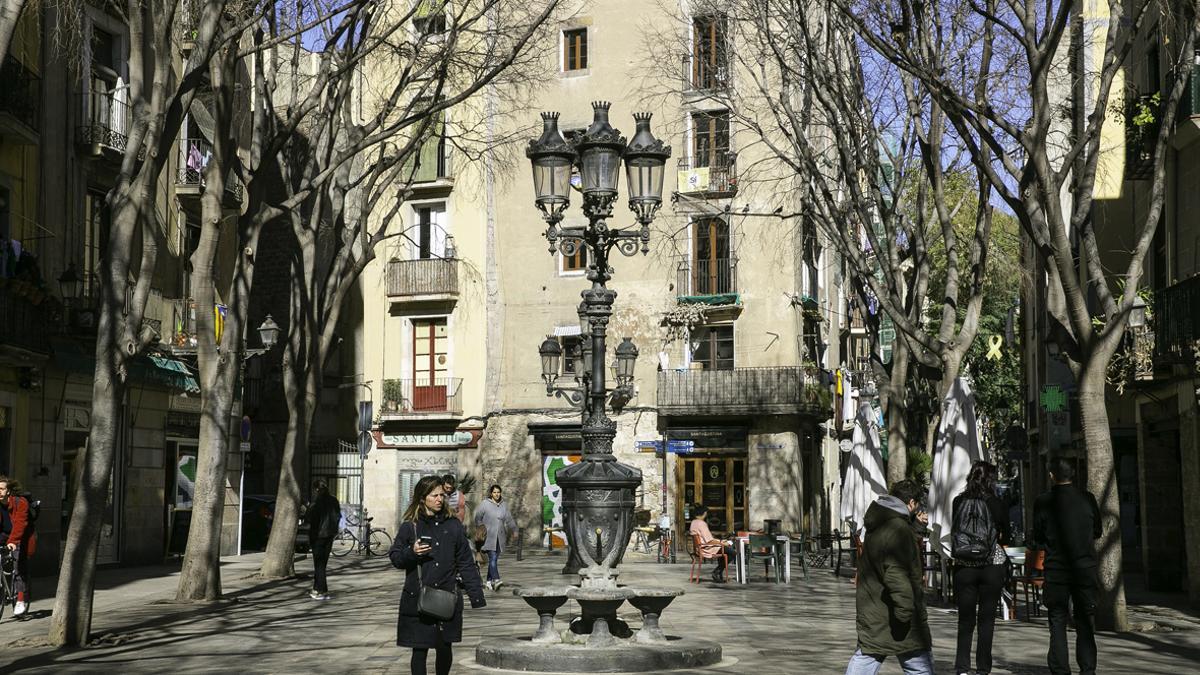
[1126,93,1159,180]
[676,155,737,198]
[0,57,40,144]
[381,378,463,418]
[1183,59,1200,119]
[676,257,737,301]
[177,137,245,209]
[77,91,132,158]
[658,366,831,417]
[387,257,459,307]
[0,279,55,360]
[1154,275,1200,364]
[167,297,200,352]
[681,54,730,93]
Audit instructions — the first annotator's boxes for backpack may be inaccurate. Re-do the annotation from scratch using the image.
[951,497,996,563]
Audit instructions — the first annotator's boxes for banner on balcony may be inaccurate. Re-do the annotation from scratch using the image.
[542,454,580,549]
[214,303,227,344]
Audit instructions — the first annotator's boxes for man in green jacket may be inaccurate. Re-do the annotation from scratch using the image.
[844,479,935,675]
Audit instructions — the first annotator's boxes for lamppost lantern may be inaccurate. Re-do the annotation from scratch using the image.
[258,314,280,350]
[575,101,626,205]
[58,263,82,301]
[624,112,671,225]
[1129,295,1147,329]
[527,112,576,223]
[539,336,562,387]
[614,337,638,387]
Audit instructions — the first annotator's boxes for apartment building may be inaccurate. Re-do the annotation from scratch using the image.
[0,4,250,566]
[357,1,847,544]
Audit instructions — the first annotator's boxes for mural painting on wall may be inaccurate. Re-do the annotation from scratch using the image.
[542,454,580,548]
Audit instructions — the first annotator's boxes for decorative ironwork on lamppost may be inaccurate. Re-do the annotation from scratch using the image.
[528,102,670,580]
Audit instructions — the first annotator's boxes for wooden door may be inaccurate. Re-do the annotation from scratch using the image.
[412,318,448,411]
[677,455,747,536]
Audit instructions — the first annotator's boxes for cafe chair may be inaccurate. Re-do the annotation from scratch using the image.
[747,533,782,582]
[1010,547,1046,620]
[630,509,655,554]
[688,533,729,583]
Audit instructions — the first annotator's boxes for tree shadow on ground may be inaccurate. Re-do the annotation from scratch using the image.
[1,557,394,672]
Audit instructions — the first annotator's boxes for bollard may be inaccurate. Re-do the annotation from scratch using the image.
[516,526,524,561]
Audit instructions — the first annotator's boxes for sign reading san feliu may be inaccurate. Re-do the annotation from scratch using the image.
[378,431,475,447]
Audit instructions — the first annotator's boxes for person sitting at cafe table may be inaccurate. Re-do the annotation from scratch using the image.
[689,503,735,583]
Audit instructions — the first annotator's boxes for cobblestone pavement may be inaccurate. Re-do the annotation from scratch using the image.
[1,550,1197,674]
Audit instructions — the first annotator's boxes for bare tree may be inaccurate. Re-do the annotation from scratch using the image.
[49,0,230,647]
[256,0,562,579]
[829,0,1200,629]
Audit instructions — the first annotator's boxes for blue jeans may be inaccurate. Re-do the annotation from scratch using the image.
[487,550,500,582]
[844,648,935,675]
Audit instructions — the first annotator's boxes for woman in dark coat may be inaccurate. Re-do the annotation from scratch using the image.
[390,475,486,675]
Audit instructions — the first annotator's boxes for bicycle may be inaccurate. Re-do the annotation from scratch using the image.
[332,510,392,557]
[0,547,17,621]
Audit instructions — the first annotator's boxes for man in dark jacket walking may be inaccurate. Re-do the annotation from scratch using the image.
[1032,458,1102,675]
[305,479,342,600]
[844,479,934,675]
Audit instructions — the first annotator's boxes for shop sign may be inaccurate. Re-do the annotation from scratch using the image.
[381,431,473,447]
[665,426,748,449]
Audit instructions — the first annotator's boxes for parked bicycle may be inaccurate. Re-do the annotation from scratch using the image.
[332,509,392,557]
[0,548,18,621]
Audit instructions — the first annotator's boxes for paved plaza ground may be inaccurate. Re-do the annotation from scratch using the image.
[2,549,1198,674]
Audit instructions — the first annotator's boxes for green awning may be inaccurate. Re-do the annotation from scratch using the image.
[676,293,741,306]
[51,339,200,394]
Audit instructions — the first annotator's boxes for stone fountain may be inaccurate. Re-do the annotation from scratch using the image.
[474,104,722,672]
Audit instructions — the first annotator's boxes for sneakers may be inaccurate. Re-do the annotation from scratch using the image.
[13,601,27,617]
[309,590,323,600]
[493,579,504,590]
[485,580,495,591]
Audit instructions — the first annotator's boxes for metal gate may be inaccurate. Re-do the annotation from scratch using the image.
[311,439,363,513]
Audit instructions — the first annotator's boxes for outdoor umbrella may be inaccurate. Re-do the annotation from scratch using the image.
[839,401,887,539]
[927,376,988,557]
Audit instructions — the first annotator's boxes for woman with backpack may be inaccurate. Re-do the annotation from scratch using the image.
[950,460,1011,675]
[390,475,486,675]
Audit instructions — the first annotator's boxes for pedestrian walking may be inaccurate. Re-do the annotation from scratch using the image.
[0,475,37,617]
[473,484,517,590]
[441,474,467,522]
[304,479,341,600]
[390,475,486,675]
[950,461,1010,675]
[844,479,935,675]
[1032,457,1102,675]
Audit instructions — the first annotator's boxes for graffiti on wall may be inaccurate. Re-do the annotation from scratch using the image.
[542,454,580,547]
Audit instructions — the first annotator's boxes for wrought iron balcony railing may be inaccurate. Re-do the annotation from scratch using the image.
[1181,56,1200,118]
[657,366,830,416]
[386,257,458,299]
[676,257,737,297]
[681,54,730,92]
[0,57,41,134]
[177,137,245,201]
[78,91,131,153]
[1154,274,1200,363]
[676,155,737,196]
[381,377,463,415]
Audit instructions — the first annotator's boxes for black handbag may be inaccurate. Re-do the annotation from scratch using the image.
[413,525,457,621]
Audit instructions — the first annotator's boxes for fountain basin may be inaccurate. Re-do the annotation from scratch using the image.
[475,636,723,672]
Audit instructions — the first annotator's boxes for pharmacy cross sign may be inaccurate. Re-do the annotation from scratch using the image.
[1040,385,1067,413]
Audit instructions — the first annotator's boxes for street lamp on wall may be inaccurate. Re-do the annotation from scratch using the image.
[614,337,638,388]
[257,314,280,350]
[539,336,562,389]
[58,263,82,302]
[1129,295,1148,329]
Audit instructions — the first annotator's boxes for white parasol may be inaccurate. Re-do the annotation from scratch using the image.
[839,401,887,539]
[927,376,987,557]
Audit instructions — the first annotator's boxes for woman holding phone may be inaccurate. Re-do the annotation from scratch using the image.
[389,475,486,675]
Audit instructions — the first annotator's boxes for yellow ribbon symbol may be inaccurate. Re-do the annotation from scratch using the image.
[986,335,1003,361]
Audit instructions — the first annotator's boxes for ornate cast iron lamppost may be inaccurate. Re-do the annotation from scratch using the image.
[528,102,670,582]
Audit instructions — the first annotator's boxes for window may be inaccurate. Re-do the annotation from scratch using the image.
[692,217,733,294]
[691,110,730,168]
[691,325,734,370]
[84,190,110,300]
[414,0,447,35]
[406,108,449,183]
[561,246,587,273]
[563,28,588,71]
[691,15,728,89]
[413,203,447,258]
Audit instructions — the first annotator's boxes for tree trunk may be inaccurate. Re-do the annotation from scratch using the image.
[1077,364,1129,631]
[47,330,123,645]
[258,366,317,578]
[881,342,911,486]
[0,0,24,66]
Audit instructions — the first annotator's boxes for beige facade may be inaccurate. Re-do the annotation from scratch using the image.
[356,0,848,546]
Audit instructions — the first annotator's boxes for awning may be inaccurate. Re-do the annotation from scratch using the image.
[51,339,201,394]
[552,325,582,337]
[677,293,741,306]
